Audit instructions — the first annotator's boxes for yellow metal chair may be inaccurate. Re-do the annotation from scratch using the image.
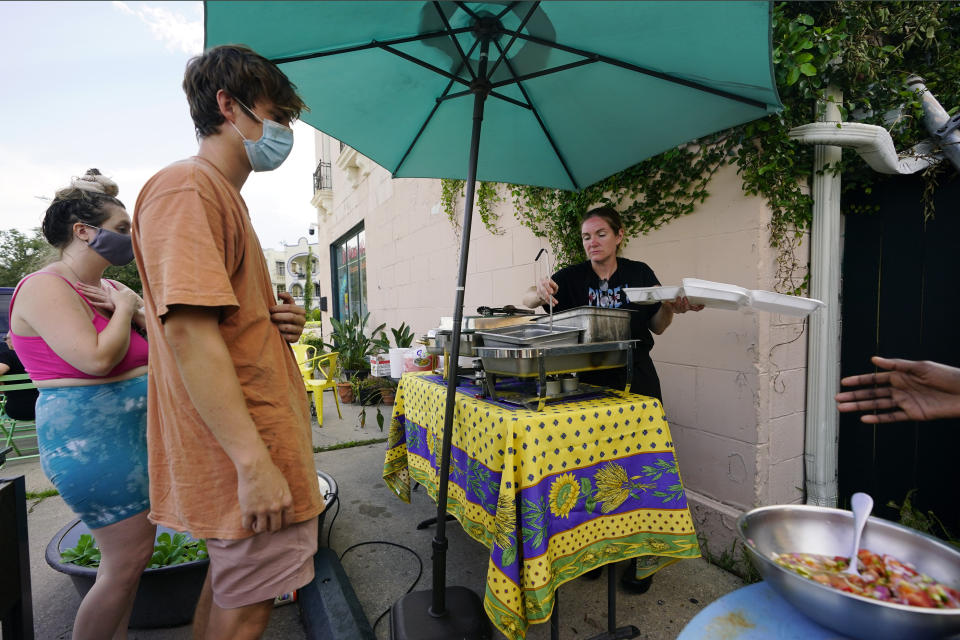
[291,343,317,382]
[0,373,39,463]
[303,352,341,427]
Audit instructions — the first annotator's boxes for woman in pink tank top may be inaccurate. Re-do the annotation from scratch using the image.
[8,169,156,638]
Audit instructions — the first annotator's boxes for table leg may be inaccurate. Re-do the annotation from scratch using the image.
[550,589,559,640]
[584,563,639,640]
[415,514,456,530]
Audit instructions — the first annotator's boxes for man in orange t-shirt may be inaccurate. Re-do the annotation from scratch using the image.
[132,45,324,639]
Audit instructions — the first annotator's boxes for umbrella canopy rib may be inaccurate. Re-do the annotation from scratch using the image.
[439,89,532,110]
[504,29,770,110]
[379,43,471,87]
[486,1,540,80]
[489,57,597,88]
[432,2,477,82]
[455,1,481,21]
[270,27,473,65]
[493,38,579,190]
[392,44,479,176]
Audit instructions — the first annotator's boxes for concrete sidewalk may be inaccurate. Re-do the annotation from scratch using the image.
[5,388,743,639]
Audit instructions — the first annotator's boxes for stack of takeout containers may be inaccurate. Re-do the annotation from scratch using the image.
[624,278,824,317]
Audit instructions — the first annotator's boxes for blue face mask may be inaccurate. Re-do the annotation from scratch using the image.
[84,225,134,266]
[229,98,294,172]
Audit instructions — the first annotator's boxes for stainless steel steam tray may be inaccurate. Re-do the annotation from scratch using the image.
[476,340,638,377]
[475,324,582,349]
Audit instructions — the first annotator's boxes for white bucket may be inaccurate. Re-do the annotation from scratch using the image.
[389,348,405,378]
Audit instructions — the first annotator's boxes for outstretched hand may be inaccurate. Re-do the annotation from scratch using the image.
[836,356,960,423]
[271,291,306,343]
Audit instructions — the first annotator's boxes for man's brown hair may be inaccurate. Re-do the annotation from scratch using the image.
[183,44,307,138]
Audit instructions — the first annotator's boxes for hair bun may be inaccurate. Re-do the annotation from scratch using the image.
[55,168,119,199]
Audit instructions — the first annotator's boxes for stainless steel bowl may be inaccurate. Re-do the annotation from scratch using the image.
[738,504,960,639]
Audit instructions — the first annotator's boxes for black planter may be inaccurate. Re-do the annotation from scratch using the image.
[357,387,382,406]
[45,519,209,629]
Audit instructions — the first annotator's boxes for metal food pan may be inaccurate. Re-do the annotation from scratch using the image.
[475,324,582,348]
[534,306,631,343]
[476,341,632,377]
[435,331,478,357]
[438,314,535,332]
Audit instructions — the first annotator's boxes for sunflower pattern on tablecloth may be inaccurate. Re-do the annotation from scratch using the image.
[382,371,700,640]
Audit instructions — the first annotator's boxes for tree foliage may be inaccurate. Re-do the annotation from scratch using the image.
[303,246,314,312]
[0,228,51,287]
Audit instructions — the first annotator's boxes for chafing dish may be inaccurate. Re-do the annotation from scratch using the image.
[475,340,634,377]
[534,306,632,343]
[476,340,639,410]
[475,324,582,349]
[434,330,479,357]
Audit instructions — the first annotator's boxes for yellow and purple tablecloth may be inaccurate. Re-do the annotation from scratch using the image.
[382,372,700,639]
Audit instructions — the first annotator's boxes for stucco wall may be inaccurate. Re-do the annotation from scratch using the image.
[309,132,808,564]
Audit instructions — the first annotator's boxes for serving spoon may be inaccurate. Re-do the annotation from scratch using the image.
[845,492,874,576]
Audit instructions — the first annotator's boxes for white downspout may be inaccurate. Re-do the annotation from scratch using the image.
[803,87,842,507]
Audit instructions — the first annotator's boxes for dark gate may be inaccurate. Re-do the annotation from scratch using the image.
[839,170,960,534]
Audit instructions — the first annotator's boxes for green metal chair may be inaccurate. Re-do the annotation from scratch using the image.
[0,373,39,464]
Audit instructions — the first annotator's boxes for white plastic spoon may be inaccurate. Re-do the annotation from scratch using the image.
[845,492,874,576]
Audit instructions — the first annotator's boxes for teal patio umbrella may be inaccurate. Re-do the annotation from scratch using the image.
[205,3,781,638]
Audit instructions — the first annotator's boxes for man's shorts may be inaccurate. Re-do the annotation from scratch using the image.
[205,516,319,609]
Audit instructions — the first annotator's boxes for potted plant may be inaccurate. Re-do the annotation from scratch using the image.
[337,375,356,404]
[353,376,398,430]
[390,322,415,349]
[46,519,209,628]
[324,312,390,381]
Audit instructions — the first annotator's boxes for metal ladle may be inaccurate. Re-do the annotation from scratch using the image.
[534,248,554,331]
[844,492,874,576]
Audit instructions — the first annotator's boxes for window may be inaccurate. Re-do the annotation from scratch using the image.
[275,261,285,276]
[314,283,321,297]
[291,283,303,298]
[331,224,366,321]
[276,284,286,297]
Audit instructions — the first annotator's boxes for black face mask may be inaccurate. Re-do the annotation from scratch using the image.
[85,225,134,265]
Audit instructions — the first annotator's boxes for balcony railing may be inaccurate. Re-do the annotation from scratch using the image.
[313,160,332,192]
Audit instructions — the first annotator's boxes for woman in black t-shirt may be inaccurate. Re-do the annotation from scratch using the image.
[523,205,702,399]
[522,206,703,594]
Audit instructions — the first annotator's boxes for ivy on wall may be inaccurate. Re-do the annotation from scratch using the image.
[440,2,960,292]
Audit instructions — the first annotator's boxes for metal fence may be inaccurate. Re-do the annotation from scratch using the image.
[313,160,332,192]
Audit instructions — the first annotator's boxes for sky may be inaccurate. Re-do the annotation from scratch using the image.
[0,1,321,251]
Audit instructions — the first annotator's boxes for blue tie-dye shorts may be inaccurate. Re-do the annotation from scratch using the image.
[35,374,150,529]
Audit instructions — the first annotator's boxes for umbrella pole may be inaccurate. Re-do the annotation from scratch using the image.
[390,39,493,640]
[431,84,485,615]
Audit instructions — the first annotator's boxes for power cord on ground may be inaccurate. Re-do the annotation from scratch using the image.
[322,486,425,635]
[339,540,424,633]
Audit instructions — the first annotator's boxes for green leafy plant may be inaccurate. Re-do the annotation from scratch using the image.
[148,532,208,568]
[303,246,314,313]
[59,533,101,567]
[300,334,326,355]
[60,532,208,569]
[441,178,505,237]
[390,322,415,348]
[888,489,960,549]
[353,375,398,431]
[325,312,390,378]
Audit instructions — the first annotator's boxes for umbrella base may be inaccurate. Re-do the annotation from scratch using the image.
[390,587,491,640]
